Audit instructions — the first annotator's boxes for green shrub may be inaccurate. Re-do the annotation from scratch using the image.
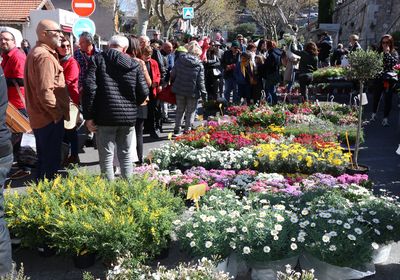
[5,171,183,262]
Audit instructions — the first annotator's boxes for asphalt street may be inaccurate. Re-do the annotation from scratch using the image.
[6,91,400,279]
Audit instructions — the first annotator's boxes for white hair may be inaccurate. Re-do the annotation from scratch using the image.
[139,35,150,42]
[108,35,129,49]
[186,41,202,57]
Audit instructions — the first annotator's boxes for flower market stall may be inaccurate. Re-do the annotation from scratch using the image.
[139,102,399,280]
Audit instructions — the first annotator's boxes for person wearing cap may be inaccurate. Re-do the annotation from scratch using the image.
[236,34,247,53]
[0,27,31,179]
[221,40,241,104]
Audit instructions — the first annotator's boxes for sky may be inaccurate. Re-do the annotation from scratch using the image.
[120,0,137,13]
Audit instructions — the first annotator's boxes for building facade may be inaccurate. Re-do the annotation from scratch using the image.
[333,0,400,48]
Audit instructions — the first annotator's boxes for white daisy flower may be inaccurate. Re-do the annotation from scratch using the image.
[243,246,251,254]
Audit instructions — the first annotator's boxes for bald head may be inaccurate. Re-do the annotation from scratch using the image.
[36,19,63,49]
[162,42,173,54]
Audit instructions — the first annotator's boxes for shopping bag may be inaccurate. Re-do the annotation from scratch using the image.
[157,85,176,104]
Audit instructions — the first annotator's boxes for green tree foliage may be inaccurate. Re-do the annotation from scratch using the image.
[235,23,257,38]
[318,0,335,24]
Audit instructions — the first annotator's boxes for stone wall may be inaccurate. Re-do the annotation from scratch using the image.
[333,0,400,48]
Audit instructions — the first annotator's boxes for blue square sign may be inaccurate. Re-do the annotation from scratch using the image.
[182,7,194,19]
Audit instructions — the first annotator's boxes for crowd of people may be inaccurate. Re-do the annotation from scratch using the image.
[0,20,398,184]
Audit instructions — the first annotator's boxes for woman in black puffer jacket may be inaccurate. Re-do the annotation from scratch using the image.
[171,41,207,135]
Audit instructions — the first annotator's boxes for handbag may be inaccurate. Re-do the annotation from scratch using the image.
[157,85,176,104]
[64,101,80,130]
[6,80,32,133]
[212,68,222,77]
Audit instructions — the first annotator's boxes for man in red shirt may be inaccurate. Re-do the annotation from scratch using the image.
[0,27,31,179]
[0,28,26,112]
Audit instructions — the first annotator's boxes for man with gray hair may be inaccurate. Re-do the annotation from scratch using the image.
[83,35,149,180]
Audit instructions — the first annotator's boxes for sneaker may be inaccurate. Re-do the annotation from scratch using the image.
[173,130,182,137]
[10,169,31,180]
[370,113,376,121]
[114,166,121,176]
[382,118,389,127]
[396,144,400,155]
[63,155,80,167]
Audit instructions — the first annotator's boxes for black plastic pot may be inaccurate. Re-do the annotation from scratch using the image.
[345,164,370,175]
[73,252,96,269]
[155,240,171,260]
[37,244,56,257]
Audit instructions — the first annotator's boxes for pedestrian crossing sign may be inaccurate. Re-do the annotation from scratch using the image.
[182,7,194,19]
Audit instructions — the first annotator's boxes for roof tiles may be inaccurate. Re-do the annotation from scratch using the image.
[0,0,52,23]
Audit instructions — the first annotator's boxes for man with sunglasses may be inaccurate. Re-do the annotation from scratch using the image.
[24,19,70,181]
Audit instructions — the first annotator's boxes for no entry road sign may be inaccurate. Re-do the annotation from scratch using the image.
[71,0,96,17]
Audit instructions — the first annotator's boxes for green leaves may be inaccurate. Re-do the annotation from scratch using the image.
[5,171,183,262]
[346,50,383,81]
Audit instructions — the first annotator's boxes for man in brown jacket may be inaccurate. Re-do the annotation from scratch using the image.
[24,19,69,181]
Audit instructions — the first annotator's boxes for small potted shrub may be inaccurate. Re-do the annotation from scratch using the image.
[345,50,383,173]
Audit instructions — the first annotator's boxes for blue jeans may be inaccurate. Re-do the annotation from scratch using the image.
[96,126,135,180]
[265,84,278,105]
[0,153,13,276]
[33,120,64,181]
[224,77,239,105]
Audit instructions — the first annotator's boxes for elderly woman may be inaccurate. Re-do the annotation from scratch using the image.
[171,41,206,136]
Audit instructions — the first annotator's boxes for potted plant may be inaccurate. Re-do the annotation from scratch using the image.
[345,50,383,172]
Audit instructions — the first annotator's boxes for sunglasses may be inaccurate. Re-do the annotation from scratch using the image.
[46,29,63,34]
[0,37,14,42]
[61,44,70,49]
[382,41,390,45]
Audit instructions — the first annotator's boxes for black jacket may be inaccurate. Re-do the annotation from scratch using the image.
[221,49,240,78]
[263,48,283,85]
[0,67,12,159]
[291,46,318,75]
[83,48,149,126]
[204,54,221,81]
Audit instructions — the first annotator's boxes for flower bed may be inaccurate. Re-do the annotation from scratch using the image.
[149,141,350,175]
[133,165,371,198]
[173,187,400,269]
[226,104,362,144]
[5,172,183,262]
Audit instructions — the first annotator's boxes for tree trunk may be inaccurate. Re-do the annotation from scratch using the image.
[136,0,150,36]
[353,81,364,168]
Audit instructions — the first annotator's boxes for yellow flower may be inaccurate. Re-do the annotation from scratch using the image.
[305,156,313,167]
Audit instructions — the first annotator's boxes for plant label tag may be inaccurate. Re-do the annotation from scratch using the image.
[187,183,207,201]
